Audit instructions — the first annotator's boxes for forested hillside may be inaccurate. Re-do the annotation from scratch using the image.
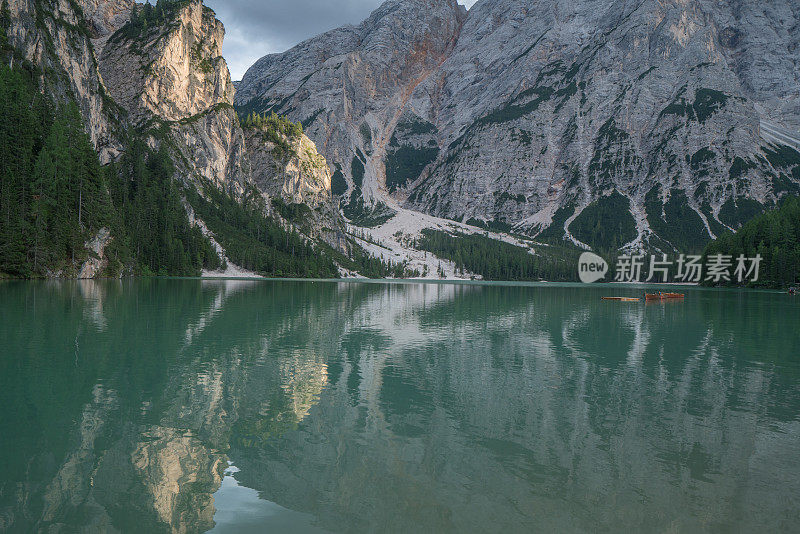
[184,182,340,278]
[0,58,348,279]
[0,60,226,277]
[105,139,222,276]
[0,0,345,280]
[704,197,800,288]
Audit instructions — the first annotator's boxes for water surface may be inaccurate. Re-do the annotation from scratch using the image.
[1,279,799,532]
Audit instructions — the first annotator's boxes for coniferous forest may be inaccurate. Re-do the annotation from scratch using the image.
[0,57,225,278]
[105,139,222,276]
[119,0,190,40]
[416,230,579,281]
[0,63,113,277]
[184,182,340,278]
[703,197,800,288]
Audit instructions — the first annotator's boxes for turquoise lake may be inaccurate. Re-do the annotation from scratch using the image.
[1,279,799,532]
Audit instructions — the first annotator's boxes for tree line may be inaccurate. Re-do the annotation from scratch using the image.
[122,0,189,39]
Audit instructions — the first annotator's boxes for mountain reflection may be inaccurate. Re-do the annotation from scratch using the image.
[1,280,798,532]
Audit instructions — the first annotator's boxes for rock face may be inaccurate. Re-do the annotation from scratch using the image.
[236,0,467,220]
[97,0,341,229]
[170,106,251,196]
[237,0,800,252]
[246,129,332,208]
[100,1,233,122]
[245,126,346,246]
[79,0,133,38]
[94,1,249,197]
[78,228,112,279]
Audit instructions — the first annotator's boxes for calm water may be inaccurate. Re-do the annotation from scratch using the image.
[1,279,799,533]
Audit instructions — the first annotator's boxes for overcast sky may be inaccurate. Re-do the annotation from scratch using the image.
[204,0,478,80]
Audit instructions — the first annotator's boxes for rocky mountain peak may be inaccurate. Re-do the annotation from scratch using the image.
[234,0,468,221]
[100,0,234,122]
[236,0,466,111]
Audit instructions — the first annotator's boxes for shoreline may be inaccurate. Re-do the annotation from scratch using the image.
[0,276,790,293]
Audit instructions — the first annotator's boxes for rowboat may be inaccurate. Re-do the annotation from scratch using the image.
[645,292,685,300]
[602,297,641,302]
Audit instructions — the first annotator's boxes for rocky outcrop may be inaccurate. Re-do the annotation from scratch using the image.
[244,125,346,246]
[237,0,800,252]
[79,0,133,38]
[170,105,251,196]
[97,0,343,233]
[246,129,332,208]
[97,1,250,194]
[78,228,112,279]
[5,0,349,278]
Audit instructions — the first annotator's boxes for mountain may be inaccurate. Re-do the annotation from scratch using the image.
[236,0,800,253]
[235,0,467,224]
[1,0,395,279]
[97,0,347,250]
[4,0,799,280]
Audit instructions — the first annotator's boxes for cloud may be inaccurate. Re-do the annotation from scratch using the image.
[204,0,478,80]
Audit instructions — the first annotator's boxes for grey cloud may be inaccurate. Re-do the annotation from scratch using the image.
[204,0,477,79]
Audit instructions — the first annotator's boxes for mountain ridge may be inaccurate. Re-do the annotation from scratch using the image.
[236,0,800,254]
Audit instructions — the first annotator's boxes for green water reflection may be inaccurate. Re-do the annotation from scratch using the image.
[1,279,799,532]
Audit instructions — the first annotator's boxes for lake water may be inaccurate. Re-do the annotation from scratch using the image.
[1,279,799,532]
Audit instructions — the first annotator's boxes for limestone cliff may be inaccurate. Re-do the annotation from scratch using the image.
[96,0,249,196]
[245,124,345,246]
[96,0,344,246]
[236,0,467,222]
[81,0,133,38]
[246,130,332,208]
[99,1,233,123]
